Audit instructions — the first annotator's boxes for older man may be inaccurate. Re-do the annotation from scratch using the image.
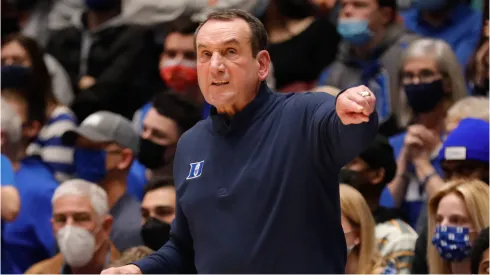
[103,9,378,274]
[26,179,120,274]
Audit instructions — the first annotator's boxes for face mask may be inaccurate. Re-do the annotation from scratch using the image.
[57,225,101,267]
[141,217,171,251]
[160,59,198,93]
[84,0,119,11]
[404,79,445,114]
[74,148,107,183]
[413,0,448,11]
[432,225,472,262]
[276,0,315,19]
[337,19,374,45]
[138,138,167,170]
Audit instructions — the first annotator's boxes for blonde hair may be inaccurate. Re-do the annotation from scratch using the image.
[340,184,385,274]
[109,246,154,267]
[445,96,490,132]
[427,179,489,274]
[399,38,468,125]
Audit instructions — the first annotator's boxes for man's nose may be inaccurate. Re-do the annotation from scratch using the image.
[210,52,225,73]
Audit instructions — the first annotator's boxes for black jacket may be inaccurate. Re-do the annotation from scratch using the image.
[46,12,161,120]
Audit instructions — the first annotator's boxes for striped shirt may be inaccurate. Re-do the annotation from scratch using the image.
[376,219,418,274]
[26,106,77,182]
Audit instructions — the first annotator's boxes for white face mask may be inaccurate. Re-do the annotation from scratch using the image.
[56,225,100,267]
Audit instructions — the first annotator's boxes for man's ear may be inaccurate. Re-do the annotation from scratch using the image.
[103,215,113,236]
[370,168,386,185]
[117,148,134,170]
[256,50,271,82]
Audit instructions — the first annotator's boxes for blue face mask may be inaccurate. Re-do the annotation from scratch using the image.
[404,79,445,113]
[337,19,374,45]
[432,225,472,262]
[413,0,448,11]
[74,148,107,183]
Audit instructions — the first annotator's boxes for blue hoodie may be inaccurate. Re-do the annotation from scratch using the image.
[134,83,378,273]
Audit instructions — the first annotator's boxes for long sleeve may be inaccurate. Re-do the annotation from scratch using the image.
[133,201,195,274]
[312,91,379,168]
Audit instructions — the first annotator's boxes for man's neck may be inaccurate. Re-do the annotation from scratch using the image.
[71,242,109,274]
[86,10,118,31]
[101,176,127,208]
[216,83,261,116]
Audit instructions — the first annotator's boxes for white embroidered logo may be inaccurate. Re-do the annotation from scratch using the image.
[186,161,204,180]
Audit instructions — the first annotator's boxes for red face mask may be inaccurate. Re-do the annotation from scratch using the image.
[159,59,198,92]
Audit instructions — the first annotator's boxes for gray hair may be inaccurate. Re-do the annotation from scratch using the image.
[402,38,467,100]
[52,179,109,220]
[1,97,22,144]
[398,38,468,125]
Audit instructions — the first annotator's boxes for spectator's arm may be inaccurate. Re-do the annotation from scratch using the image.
[387,147,410,208]
[1,186,20,221]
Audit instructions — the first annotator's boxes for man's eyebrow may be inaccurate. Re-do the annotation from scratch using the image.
[197,38,240,49]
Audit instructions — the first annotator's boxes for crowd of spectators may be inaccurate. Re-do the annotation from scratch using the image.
[0,0,488,274]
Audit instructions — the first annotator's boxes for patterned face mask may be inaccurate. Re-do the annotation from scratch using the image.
[432,225,472,262]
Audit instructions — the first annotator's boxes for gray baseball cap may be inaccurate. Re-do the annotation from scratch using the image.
[62,111,139,153]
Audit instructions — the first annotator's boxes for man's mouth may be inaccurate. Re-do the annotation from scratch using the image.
[212,81,229,86]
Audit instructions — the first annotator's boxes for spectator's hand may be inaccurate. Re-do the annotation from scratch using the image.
[404,125,439,162]
[79,75,96,90]
[101,264,142,274]
[336,85,376,125]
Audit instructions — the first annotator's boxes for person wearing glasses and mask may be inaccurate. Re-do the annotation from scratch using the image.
[61,111,142,252]
[385,38,467,228]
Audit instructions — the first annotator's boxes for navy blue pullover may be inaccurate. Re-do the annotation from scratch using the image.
[134,83,378,273]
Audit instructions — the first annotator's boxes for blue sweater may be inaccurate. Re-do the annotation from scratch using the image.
[134,84,378,273]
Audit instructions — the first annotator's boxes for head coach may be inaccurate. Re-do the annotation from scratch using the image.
[102,9,378,274]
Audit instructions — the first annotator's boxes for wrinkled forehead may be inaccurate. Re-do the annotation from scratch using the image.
[195,18,252,49]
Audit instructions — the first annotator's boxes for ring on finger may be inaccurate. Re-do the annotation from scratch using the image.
[359,90,370,97]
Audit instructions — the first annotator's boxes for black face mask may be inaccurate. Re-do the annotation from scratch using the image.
[138,138,167,170]
[404,79,445,114]
[338,168,379,196]
[141,217,171,251]
[276,0,315,19]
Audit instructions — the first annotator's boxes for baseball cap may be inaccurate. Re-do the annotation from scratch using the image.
[439,118,489,163]
[62,111,139,153]
[358,134,397,184]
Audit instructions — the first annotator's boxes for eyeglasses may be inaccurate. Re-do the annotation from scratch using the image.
[401,70,444,85]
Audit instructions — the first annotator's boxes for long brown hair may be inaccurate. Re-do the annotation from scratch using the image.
[2,33,57,105]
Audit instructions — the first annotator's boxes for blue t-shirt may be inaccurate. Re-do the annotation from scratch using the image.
[383,132,443,227]
[127,160,147,201]
[2,156,58,274]
[1,154,16,274]
[401,4,482,69]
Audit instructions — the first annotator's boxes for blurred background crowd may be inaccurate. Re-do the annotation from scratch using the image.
[0,0,489,274]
